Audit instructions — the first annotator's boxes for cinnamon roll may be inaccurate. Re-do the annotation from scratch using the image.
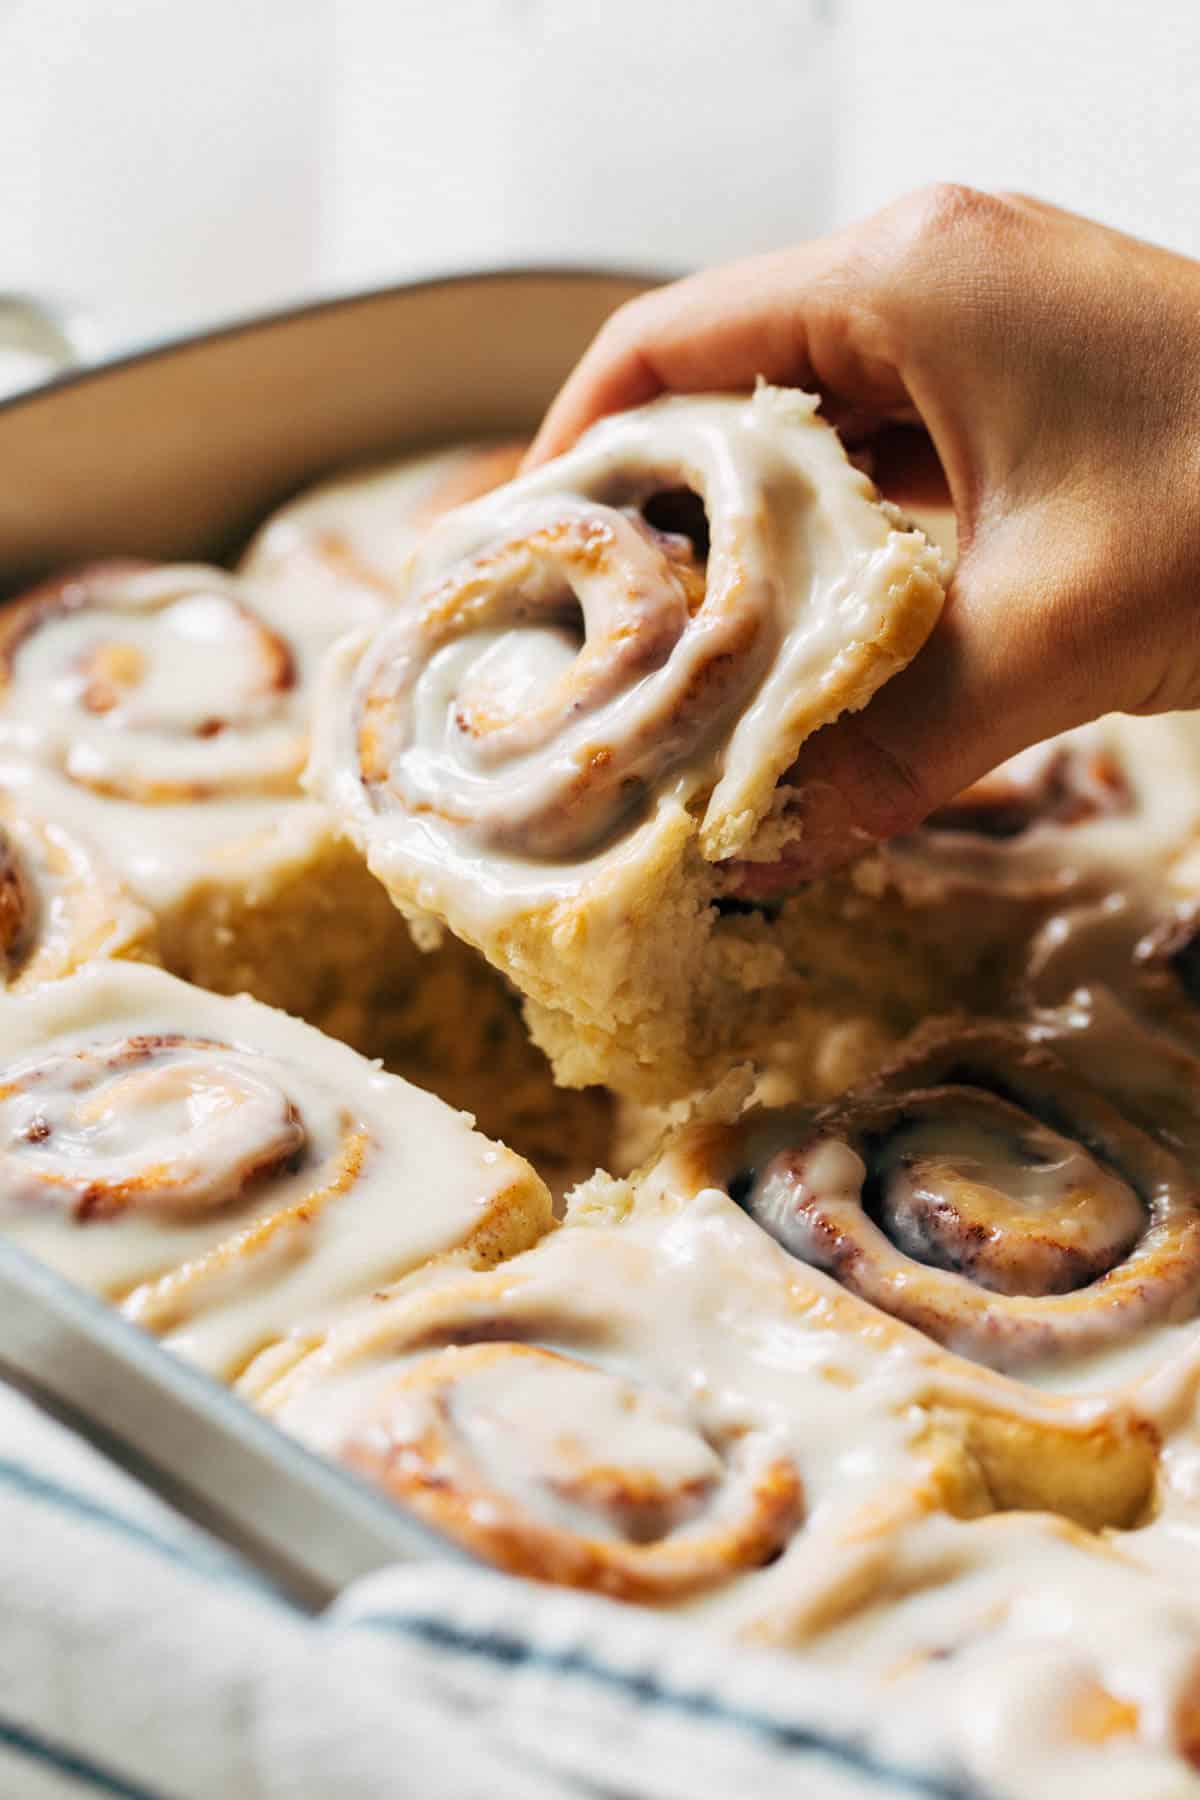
[257,1149,1157,1635]
[310,385,946,1100]
[855,712,1200,1014]
[679,1021,1200,1376]
[771,1509,1200,1796]
[0,789,156,990]
[255,1205,937,1609]
[0,557,611,1174]
[239,439,527,620]
[0,558,399,1028]
[0,961,552,1379]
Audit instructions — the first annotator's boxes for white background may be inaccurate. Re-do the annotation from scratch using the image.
[2,0,1200,354]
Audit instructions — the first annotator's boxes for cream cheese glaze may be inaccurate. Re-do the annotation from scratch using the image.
[252,1164,1200,1794]
[238,440,526,625]
[309,386,945,1099]
[0,560,365,914]
[0,789,156,989]
[0,962,551,1379]
[874,713,1200,908]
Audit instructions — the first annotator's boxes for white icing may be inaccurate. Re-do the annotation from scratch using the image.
[239,441,523,628]
[0,962,549,1377]
[0,790,152,989]
[879,712,1200,906]
[309,386,944,941]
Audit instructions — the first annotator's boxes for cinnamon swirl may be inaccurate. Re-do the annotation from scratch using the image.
[655,1020,1200,1384]
[0,789,156,990]
[310,386,946,1100]
[255,1204,930,1610]
[256,1150,1157,1640]
[0,961,552,1379]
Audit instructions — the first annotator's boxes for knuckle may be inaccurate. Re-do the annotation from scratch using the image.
[596,290,663,352]
[892,181,1023,259]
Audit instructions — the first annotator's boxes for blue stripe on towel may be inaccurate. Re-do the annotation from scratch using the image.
[356,1613,985,1800]
[0,1455,270,1597]
[0,1715,168,1800]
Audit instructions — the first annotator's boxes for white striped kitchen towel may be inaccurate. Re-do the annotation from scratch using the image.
[0,1381,980,1800]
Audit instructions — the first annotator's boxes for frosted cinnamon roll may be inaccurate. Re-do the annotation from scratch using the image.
[851,713,1200,1015]
[239,440,527,621]
[332,1340,802,1602]
[0,791,156,991]
[774,1509,1200,1798]
[0,560,309,802]
[699,1022,1200,1375]
[310,385,946,1099]
[0,558,403,1033]
[255,1202,945,1609]
[0,961,551,1380]
[259,1152,1157,1638]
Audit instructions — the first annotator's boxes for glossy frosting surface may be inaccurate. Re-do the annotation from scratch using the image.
[0,962,550,1377]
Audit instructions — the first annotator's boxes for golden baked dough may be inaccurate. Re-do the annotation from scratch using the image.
[0,961,551,1380]
[309,386,946,1101]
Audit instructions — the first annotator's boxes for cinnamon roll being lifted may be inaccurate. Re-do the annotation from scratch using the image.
[310,385,946,1101]
[0,961,552,1380]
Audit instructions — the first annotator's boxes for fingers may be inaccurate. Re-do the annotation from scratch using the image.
[526,185,1035,469]
[730,526,1122,889]
[526,240,914,466]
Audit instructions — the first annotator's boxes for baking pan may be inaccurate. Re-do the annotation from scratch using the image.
[0,268,659,590]
[0,1234,465,1609]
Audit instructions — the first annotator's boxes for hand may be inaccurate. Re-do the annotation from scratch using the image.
[527,188,1200,878]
